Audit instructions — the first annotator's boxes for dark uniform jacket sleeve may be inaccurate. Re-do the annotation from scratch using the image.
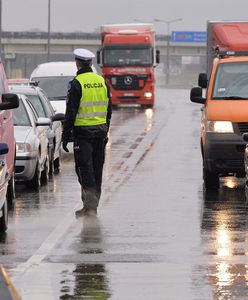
[62,79,81,141]
[106,83,112,131]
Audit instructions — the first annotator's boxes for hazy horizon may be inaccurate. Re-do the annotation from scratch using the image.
[3,0,248,34]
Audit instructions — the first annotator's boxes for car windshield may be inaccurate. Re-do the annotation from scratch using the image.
[13,99,31,126]
[212,62,248,99]
[31,76,73,100]
[103,45,153,66]
[25,94,46,117]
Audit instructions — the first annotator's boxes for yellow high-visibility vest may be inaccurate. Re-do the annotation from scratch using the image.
[74,72,109,126]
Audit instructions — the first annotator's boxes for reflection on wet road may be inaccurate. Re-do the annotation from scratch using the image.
[0,88,248,299]
[201,183,248,299]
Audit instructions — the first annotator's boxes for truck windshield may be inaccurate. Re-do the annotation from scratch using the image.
[103,46,153,66]
[212,62,248,99]
[31,76,73,100]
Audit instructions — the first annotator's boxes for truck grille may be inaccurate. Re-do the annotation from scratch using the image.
[107,75,148,90]
[237,122,248,134]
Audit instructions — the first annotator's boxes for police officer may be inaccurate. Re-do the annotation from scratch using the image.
[62,48,112,217]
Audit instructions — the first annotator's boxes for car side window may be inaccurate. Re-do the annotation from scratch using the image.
[40,91,54,116]
[25,98,39,122]
[13,98,31,126]
[26,94,46,118]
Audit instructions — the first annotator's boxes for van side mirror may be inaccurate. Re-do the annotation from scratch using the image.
[97,50,101,66]
[190,87,206,104]
[51,113,65,122]
[0,143,9,155]
[0,93,19,110]
[156,50,160,64]
[198,73,208,88]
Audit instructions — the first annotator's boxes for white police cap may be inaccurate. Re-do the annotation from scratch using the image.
[73,48,95,61]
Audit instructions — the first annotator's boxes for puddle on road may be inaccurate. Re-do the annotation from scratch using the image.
[59,217,111,300]
[200,180,248,299]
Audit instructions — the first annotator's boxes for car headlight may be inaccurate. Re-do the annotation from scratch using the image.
[16,143,31,153]
[144,92,152,98]
[206,121,234,133]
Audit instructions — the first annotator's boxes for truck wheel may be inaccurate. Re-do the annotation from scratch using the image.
[0,199,8,232]
[7,174,15,208]
[203,167,219,191]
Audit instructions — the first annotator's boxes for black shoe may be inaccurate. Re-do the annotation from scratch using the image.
[75,207,97,218]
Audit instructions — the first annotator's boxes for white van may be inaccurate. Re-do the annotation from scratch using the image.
[30,61,97,114]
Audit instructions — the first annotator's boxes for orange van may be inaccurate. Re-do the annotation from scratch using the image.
[190,21,248,190]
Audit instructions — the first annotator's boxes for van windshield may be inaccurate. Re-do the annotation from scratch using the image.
[212,62,248,99]
[32,76,73,100]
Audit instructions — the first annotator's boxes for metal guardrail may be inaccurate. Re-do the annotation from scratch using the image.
[0,266,21,300]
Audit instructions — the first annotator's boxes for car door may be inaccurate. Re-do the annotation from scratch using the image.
[39,90,62,155]
[0,67,15,180]
[24,97,49,168]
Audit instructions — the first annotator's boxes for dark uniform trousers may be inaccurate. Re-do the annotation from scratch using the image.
[74,135,106,210]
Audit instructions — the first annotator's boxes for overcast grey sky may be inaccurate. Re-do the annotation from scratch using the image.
[3,0,248,34]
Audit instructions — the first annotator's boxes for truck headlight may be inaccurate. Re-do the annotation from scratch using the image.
[144,92,152,98]
[207,121,234,133]
[16,143,31,153]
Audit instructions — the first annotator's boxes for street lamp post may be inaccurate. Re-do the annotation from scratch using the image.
[154,18,182,85]
[47,0,51,62]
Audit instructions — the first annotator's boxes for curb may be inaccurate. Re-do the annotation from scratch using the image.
[0,266,21,300]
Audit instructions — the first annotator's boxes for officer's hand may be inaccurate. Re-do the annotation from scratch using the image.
[62,141,69,152]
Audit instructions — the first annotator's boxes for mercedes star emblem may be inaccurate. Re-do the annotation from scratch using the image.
[124,76,133,85]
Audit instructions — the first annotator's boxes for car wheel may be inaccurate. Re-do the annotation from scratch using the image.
[26,161,41,190]
[54,157,60,174]
[41,157,49,185]
[203,166,219,191]
[7,174,15,208]
[49,149,54,177]
[0,198,8,232]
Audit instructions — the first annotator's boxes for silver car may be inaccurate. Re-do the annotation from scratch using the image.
[14,94,51,189]
[9,85,64,174]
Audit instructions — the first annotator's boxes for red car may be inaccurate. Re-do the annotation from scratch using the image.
[0,61,19,231]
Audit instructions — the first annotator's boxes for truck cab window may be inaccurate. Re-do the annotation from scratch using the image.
[104,47,152,66]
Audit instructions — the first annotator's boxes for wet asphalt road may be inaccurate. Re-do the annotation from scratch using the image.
[1,87,248,299]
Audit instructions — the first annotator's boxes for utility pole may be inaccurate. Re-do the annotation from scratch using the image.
[154,18,182,85]
[47,0,51,62]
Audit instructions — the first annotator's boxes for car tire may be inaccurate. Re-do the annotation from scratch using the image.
[54,157,60,174]
[41,157,49,185]
[203,166,219,191]
[0,198,8,232]
[26,161,41,190]
[7,174,15,208]
[49,148,54,177]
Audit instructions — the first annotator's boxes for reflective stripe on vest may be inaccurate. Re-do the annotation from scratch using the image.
[74,72,109,126]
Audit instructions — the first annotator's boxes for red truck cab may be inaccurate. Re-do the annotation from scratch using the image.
[97,23,160,108]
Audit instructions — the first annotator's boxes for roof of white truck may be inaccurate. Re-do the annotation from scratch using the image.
[100,23,154,34]
[30,61,77,78]
[30,61,97,78]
